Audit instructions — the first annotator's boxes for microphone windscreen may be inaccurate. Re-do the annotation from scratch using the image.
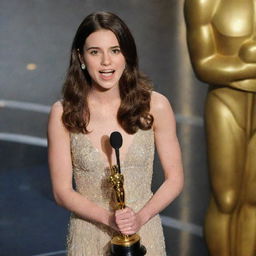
[110,131,123,149]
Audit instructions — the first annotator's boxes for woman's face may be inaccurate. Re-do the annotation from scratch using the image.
[82,29,126,91]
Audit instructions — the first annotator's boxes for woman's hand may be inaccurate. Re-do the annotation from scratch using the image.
[107,212,120,232]
[114,207,143,235]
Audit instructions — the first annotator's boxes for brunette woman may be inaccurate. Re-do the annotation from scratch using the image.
[48,11,183,255]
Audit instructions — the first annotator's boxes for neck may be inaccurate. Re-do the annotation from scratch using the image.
[88,86,121,105]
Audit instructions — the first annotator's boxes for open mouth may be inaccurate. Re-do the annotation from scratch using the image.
[99,69,115,77]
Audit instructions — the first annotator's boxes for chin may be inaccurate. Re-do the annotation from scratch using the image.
[93,81,119,91]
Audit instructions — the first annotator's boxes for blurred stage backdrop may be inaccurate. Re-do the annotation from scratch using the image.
[0,1,209,255]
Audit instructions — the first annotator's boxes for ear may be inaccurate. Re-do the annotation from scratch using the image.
[77,49,85,64]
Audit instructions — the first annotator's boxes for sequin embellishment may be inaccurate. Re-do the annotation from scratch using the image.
[67,129,166,256]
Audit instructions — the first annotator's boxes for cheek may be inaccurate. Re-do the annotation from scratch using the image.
[84,54,97,66]
[85,60,98,75]
[118,58,126,71]
[86,68,99,83]
[86,68,94,79]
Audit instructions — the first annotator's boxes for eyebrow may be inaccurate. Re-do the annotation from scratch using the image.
[86,45,120,51]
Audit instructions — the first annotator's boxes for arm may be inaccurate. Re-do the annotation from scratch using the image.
[48,101,117,229]
[184,0,256,90]
[115,92,184,235]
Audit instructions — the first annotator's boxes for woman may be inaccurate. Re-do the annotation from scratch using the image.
[48,11,183,256]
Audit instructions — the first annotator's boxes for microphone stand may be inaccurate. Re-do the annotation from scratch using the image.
[115,148,121,174]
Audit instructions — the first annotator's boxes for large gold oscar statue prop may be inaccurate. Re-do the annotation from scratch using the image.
[184,1,256,255]
[109,132,146,256]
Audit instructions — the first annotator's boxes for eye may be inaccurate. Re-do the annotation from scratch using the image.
[90,50,98,55]
[112,48,121,54]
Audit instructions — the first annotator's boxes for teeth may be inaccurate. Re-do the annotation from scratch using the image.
[99,70,114,73]
[101,72,113,77]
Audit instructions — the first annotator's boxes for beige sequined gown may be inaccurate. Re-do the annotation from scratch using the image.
[67,129,166,256]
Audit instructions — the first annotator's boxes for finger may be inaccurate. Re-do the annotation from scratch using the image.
[116,216,136,228]
[122,208,135,217]
[116,217,135,227]
[120,226,137,236]
[115,214,135,222]
[116,217,130,225]
[115,208,131,216]
[117,221,133,229]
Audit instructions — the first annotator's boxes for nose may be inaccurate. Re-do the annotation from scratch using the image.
[101,52,111,66]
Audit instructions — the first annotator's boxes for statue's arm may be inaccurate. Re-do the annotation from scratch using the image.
[184,0,256,89]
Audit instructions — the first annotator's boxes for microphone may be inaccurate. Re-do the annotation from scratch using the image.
[110,131,123,173]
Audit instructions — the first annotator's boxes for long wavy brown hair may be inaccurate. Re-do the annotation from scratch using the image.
[62,11,153,134]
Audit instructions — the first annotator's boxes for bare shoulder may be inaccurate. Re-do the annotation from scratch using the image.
[151,91,173,114]
[48,101,64,124]
[150,92,177,135]
[50,100,63,115]
[150,91,176,132]
[48,100,67,135]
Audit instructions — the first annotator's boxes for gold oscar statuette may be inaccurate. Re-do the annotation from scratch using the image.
[108,165,146,256]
